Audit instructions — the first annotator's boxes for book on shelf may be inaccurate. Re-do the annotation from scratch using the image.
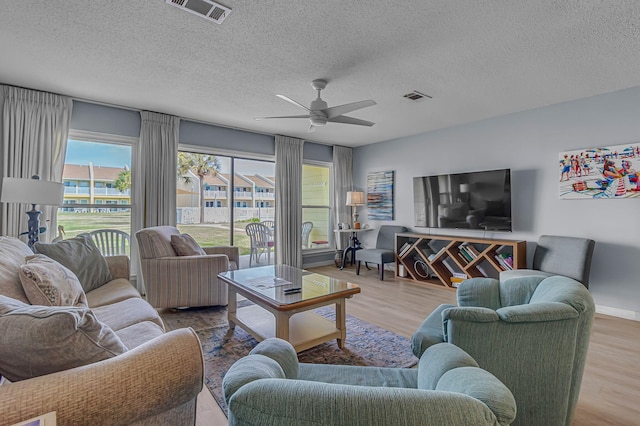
[452,272,467,279]
[458,243,475,258]
[398,242,412,257]
[427,247,445,262]
[497,253,513,270]
[420,246,434,258]
[442,258,460,275]
[494,254,513,271]
[450,276,465,287]
[458,246,473,262]
[465,244,481,258]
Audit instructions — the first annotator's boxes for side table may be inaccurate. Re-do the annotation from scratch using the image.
[334,228,374,269]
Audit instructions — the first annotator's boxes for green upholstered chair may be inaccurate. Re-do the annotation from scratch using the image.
[223,338,517,426]
[411,275,595,426]
[500,234,595,287]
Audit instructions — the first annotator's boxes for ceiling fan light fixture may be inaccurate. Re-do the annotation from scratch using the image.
[256,80,376,129]
[310,116,327,126]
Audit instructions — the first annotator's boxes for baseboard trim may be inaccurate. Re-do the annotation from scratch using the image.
[303,260,335,268]
[595,304,640,321]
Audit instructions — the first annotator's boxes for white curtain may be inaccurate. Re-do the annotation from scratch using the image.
[333,145,353,251]
[275,135,304,268]
[138,111,179,227]
[0,85,72,242]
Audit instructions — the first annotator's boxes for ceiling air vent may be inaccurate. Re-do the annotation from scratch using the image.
[166,0,231,24]
[403,91,432,102]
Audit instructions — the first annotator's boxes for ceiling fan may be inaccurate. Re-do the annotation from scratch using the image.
[256,79,376,131]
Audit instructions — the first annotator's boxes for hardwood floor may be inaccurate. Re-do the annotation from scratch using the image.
[196,264,640,425]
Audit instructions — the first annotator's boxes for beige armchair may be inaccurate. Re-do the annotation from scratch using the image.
[136,226,239,308]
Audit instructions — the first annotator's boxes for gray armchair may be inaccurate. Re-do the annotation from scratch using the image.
[223,338,516,426]
[135,226,239,308]
[411,275,595,426]
[355,225,407,280]
[500,234,595,287]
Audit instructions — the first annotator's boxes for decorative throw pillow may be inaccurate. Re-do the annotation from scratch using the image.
[34,234,112,293]
[0,237,34,303]
[171,234,206,256]
[19,254,87,307]
[0,295,127,381]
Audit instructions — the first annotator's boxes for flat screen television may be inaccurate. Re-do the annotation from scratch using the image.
[413,168,512,231]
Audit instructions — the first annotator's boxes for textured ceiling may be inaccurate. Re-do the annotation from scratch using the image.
[1,1,639,147]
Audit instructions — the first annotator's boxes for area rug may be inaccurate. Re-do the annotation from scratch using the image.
[160,301,418,415]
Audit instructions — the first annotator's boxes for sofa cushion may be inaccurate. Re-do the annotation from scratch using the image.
[115,320,165,349]
[19,254,87,307]
[34,234,112,293]
[92,297,165,331]
[0,295,127,381]
[0,236,33,303]
[171,234,206,256]
[85,278,141,308]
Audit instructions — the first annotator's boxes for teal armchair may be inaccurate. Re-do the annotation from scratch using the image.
[223,338,516,426]
[411,275,595,426]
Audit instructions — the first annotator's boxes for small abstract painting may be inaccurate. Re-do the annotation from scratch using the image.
[559,142,640,199]
[367,170,395,220]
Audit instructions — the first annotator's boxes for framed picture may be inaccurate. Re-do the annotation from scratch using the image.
[559,143,640,199]
[367,171,395,220]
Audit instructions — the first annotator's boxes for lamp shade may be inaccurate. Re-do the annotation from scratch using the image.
[346,191,365,206]
[1,177,64,206]
[459,183,472,193]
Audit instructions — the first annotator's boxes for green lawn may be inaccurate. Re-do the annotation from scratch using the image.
[57,212,254,255]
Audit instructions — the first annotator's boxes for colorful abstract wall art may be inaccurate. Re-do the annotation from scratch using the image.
[367,170,395,220]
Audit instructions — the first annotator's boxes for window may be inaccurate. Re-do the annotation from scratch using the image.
[58,132,136,257]
[176,148,276,266]
[302,163,332,250]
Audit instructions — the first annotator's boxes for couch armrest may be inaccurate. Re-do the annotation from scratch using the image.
[443,306,500,323]
[0,328,203,426]
[105,255,130,279]
[149,254,229,271]
[228,379,513,426]
[497,302,579,323]
[204,246,240,265]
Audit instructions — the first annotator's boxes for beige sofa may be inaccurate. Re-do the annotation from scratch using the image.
[0,237,204,426]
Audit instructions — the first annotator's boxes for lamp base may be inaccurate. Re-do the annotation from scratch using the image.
[26,205,42,248]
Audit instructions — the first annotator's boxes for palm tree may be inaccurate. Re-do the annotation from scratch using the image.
[177,153,221,223]
[114,166,131,192]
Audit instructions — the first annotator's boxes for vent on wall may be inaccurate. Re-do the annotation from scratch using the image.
[166,0,231,24]
[403,91,432,102]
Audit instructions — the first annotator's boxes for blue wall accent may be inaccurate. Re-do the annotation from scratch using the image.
[180,120,275,156]
[353,86,640,315]
[70,101,140,137]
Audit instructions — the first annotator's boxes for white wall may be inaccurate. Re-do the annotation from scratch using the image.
[353,86,640,317]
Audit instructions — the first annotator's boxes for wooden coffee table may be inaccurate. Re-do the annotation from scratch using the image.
[218,265,360,353]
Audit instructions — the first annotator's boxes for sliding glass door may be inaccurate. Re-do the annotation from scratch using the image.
[176,150,276,266]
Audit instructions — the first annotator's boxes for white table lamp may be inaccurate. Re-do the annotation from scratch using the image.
[346,191,365,229]
[1,176,64,248]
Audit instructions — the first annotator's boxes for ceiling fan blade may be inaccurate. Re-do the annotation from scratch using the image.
[276,95,310,111]
[255,115,311,120]
[328,115,375,127]
[323,100,376,119]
